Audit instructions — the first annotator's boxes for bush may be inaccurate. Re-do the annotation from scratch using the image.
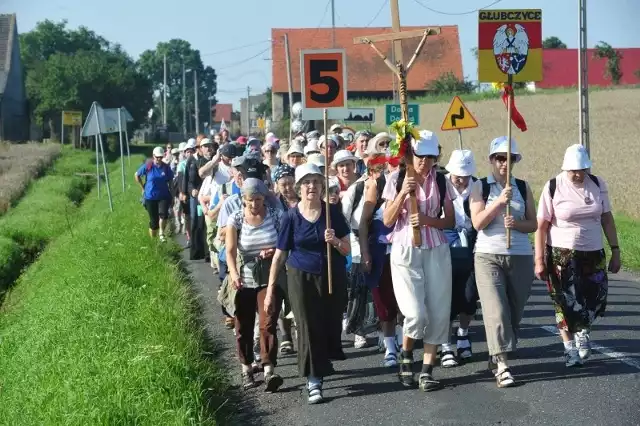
[0,156,227,425]
[427,71,476,95]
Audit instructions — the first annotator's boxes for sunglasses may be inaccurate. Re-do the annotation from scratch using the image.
[413,153,438,160]
[493,155,517,163]
[264,149,277,154]
[154,156,164,160]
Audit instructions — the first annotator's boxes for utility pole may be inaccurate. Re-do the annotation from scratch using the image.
[331,0,336,48]
[246,86,251,135]
[182,61,187,137]
[163,54,168,127]
[578,0,590,156]
[194,70,200,135]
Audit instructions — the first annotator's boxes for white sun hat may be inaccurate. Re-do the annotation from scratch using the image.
[330,123,343,133]
[412,130,440,156]
[295,163,324,185]
[489,136,522,163]
[304,139,320,156]
[561,144,592,171]
[171,148,179,155]
[445,149,477,177]
[178,142,187,152]
[307,153,326,168]
[328,176,340,190]
[287,143,305,157]
[331,149,357,168]
[152,146,164,157]
[200,138,213,147]
[185,140,197,151]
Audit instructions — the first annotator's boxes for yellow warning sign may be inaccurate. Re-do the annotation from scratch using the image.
[62,110,83,126]
[440,96,479,131]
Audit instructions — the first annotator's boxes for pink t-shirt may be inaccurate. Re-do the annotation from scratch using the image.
[537,172,611,251]
[382,167,456,249]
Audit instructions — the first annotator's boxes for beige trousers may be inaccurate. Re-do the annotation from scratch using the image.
[474,253,534,356]
[390,243,452,344]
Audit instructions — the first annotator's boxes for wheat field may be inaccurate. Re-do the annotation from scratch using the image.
[369,88,640,218]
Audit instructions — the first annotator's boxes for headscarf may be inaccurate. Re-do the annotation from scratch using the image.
[273,164,295,183]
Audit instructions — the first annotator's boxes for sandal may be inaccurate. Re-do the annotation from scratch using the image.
[495,367,516,388]
[440,350,459,368]
[456,335,473,360]
[418,372,442,392]
[383,352,398,368]
[280,341,294,355]
[307,380,324,404]
[242,372,258,390]
[398,355,415,387]
[264,372,284,393]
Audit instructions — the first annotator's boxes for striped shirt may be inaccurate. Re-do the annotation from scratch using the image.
[227,207,282,288]
[382,167,455,249]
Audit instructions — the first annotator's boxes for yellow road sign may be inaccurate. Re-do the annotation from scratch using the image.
[257,118,265,129]
[441,96,479,131]
[62,111,82,126]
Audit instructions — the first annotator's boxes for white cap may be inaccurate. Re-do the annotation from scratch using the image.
[185,140,197,151]
[287,143,304,156]
[304,139,320,156]
[328,176,340,190]
[153,146,164,157]
[561,144,592,171]
[178,142,187,152]
[307,153,326,168]
[200,138,213,147]
[489,136,522,163]
[187,138,196,146]
[331,149,357,168]
[412,130,440,157]
[295,163,323,185]
[330,123,343,133]
[445,149,477,177]
[171,148,179,155]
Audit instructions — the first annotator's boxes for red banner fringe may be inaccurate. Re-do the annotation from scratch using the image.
[502,84,527,132]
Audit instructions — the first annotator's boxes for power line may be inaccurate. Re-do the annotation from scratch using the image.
[412,0,503,16]
[215,47,271,70]
[365,0,389,27]
[201,40,270,57]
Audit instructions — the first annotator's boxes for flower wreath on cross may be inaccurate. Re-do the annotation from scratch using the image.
[387,119,420,167]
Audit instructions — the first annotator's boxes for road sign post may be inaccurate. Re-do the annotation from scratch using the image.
[440,96,479,149]
[385,104,419,126]
[300,49,349,121]
[61,111,82,145]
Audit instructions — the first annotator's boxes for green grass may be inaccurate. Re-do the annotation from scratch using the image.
[0,155,228,425]
[611,214,640,271]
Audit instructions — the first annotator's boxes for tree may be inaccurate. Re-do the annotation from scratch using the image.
[427,72,475,95]
[594,41,623,84]
[470,47,478,59]
[137,39,217,134]
[254,88,272,118]
[20,20,153,140]
[542,36,567,49]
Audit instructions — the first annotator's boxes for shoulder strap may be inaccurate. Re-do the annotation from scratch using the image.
[548,178,557,199]
[146,159,153,172]
[374,174,387,211]
[435,172,446,214]
[351,181,366,219]
[515,178,528,212]
[480,177,490,203]
[461,177,478,219]
[588,173,600,188]
[395,167,406,195]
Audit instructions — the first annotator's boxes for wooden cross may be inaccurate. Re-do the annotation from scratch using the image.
[354,0,440,247]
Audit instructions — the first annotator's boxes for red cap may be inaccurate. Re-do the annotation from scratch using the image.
[236,136,248,145]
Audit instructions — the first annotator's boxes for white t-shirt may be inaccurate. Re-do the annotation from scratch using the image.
[341,175,368,263]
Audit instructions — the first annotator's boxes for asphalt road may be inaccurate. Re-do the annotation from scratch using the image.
[178,235,640,426]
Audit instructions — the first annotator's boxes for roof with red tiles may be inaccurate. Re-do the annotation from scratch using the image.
[271,26,462,94]
[212,103,232,122]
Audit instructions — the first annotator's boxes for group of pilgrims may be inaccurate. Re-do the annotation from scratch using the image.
[135,124,621,405]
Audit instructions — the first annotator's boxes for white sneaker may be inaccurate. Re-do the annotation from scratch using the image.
[576,330,591,360]
[354,334,368,349]
[159,235,167,242]
[565,348,583,367]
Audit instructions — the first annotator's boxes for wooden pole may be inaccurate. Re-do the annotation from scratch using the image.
[323,108,333,295]
[457,129,463,149]
[284,33,294,144]
[506,75,513,248]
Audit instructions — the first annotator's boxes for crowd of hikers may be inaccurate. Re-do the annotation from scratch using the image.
[135,125,621,404]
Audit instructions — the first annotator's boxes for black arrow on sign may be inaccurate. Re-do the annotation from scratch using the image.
[451,107,464,127]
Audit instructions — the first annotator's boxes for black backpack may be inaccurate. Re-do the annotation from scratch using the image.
[548,174,599,199]
[479,177,528,212]
[351,174,386,221]
[395,166,447,215]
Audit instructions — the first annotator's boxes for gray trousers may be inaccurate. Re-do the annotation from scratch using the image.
[474,253,534,356]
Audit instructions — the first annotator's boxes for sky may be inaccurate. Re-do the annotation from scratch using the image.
[5,0,640,110]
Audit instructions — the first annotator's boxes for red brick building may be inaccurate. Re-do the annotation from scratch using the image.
[270,26,463,121]
[538,48,640,88]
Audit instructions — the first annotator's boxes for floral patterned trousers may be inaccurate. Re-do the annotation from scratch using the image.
[545,246,608,333]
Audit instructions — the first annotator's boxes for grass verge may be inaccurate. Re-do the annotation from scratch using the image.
[612,214,640,271]
[0,155,229,425]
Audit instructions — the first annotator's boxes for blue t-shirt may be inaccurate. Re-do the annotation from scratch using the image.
[136,161,174,201]
[276,202,350,275]
[211,181,241,208]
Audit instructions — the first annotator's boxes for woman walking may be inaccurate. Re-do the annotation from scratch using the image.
[382,130,456,392]
[225,178,285,391]
[135,146,175,242]
[535,144,621,366]
[468,136,537,388]
[265,163,350,404]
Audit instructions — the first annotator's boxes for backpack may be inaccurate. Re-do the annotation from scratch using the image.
[395,166,447,215]
[548,174,599,199]
[479,177,528,212]
[351,174,386,221]
[462,177,479,219]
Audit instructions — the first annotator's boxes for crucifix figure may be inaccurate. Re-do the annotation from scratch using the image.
[354,0,440,247]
